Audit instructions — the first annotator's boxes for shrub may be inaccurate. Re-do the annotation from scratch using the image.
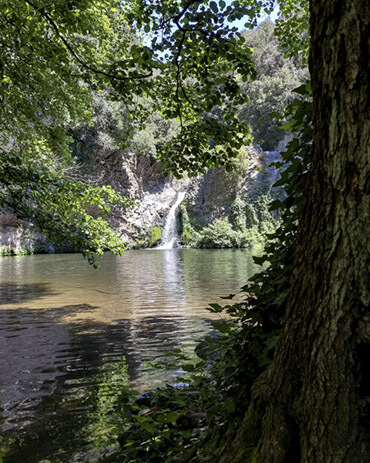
[198,219,240,249]
[179,203,202,247]
[133,226,162,248]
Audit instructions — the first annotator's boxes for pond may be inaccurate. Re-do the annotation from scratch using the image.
[0,249,260,462]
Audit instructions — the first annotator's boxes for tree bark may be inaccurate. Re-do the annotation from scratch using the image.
[219,0,370,461]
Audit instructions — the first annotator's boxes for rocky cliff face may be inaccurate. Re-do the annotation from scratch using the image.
[185,146,268,226]
[0,214,54,255]
[0,142,284,253]
[96,150,189,244]
[101,144,274,243]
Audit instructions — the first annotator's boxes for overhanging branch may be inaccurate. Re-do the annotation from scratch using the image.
[24,0,153,83]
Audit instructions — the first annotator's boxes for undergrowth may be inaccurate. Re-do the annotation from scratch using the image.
[179,192,278,250]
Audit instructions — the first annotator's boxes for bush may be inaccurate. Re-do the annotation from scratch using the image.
[198,219,242,249]
[130,128,157,158]
[133,226,162,248]
[178,195,279,250]
[0,246,12,256]
[179,203,202,247]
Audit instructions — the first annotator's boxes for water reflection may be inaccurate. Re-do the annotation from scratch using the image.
[0,309,209,462]
[0,308,205,429]
[0,249,261,462]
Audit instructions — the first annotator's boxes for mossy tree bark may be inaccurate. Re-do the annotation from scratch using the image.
[218,0,370,461]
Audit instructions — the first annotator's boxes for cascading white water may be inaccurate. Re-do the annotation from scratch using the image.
[265,150,281,185]
[156,192,186,249]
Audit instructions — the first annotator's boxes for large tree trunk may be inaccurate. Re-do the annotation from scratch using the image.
[219,1,370,461]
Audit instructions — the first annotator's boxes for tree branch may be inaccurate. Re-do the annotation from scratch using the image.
[24,0,153,82]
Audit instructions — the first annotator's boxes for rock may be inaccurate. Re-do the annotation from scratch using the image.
[0,139,286,251]
[0,214,54,255]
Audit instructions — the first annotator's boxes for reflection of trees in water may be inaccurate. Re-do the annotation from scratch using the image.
[113,248,188,312]
[0,300,209,463]
[181,249,260,305]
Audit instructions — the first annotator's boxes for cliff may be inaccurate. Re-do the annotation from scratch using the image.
[0,141,284,254]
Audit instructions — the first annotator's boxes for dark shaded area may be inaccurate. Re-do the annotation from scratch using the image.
[357,342,370,433]
[0,282,57,305]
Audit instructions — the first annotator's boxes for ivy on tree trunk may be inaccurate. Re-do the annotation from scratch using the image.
[218,0,370,461]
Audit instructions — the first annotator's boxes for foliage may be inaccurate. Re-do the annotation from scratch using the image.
[133,226,163,248]
[79,342,251,463]
[0,145,132,266]
[0,246,12,257]
[85,359,132,448]
[230,80,312,365]
[178,203,202,247]
[130,128,158,159]
[129,107,179,159]
[71,91,132,169]
[1,0,282,260]
[230,146,253,176]
[275,0,310,66]
[179,192,278,249]
[0,0,139,263]
[72,92,178,171]
[238,20,308,150]
[197,219,244,248]
[0,435,14,463]
[231,196,247,231]
[124,0,274,177]
[6,244,33,256]
[149,227,163,247]
[232,194,278,230]
[115,380,206,462]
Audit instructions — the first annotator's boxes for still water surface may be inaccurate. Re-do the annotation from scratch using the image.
[0,249,260,462]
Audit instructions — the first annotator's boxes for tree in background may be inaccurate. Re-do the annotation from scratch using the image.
[0,0,137,263]
[0,0,272,262]
[238,20,308,150]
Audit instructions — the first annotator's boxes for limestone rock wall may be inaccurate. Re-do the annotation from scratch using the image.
[0,141,284,250]
[0,214,54,255]
[185,145,279,226]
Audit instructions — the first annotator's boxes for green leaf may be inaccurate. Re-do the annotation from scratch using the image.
[140,421,158,433]
[181,363,195,372]
[211,320,233,334]
[159,412,181,423]
[210,1,218,13]
[252,255,268,265]
[208,303,223,312]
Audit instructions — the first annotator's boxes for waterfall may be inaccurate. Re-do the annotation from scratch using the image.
[265,150,281,185]
[156,192,186,249]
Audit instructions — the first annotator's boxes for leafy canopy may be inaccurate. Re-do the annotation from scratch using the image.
[0,0,275,262]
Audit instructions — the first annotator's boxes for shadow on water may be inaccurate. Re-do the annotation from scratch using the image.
[0,283,57,305]
[0,303,211,463]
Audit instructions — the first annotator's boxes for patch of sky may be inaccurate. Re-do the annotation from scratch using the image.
[140,1,280,52]
[240,3,280,28]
